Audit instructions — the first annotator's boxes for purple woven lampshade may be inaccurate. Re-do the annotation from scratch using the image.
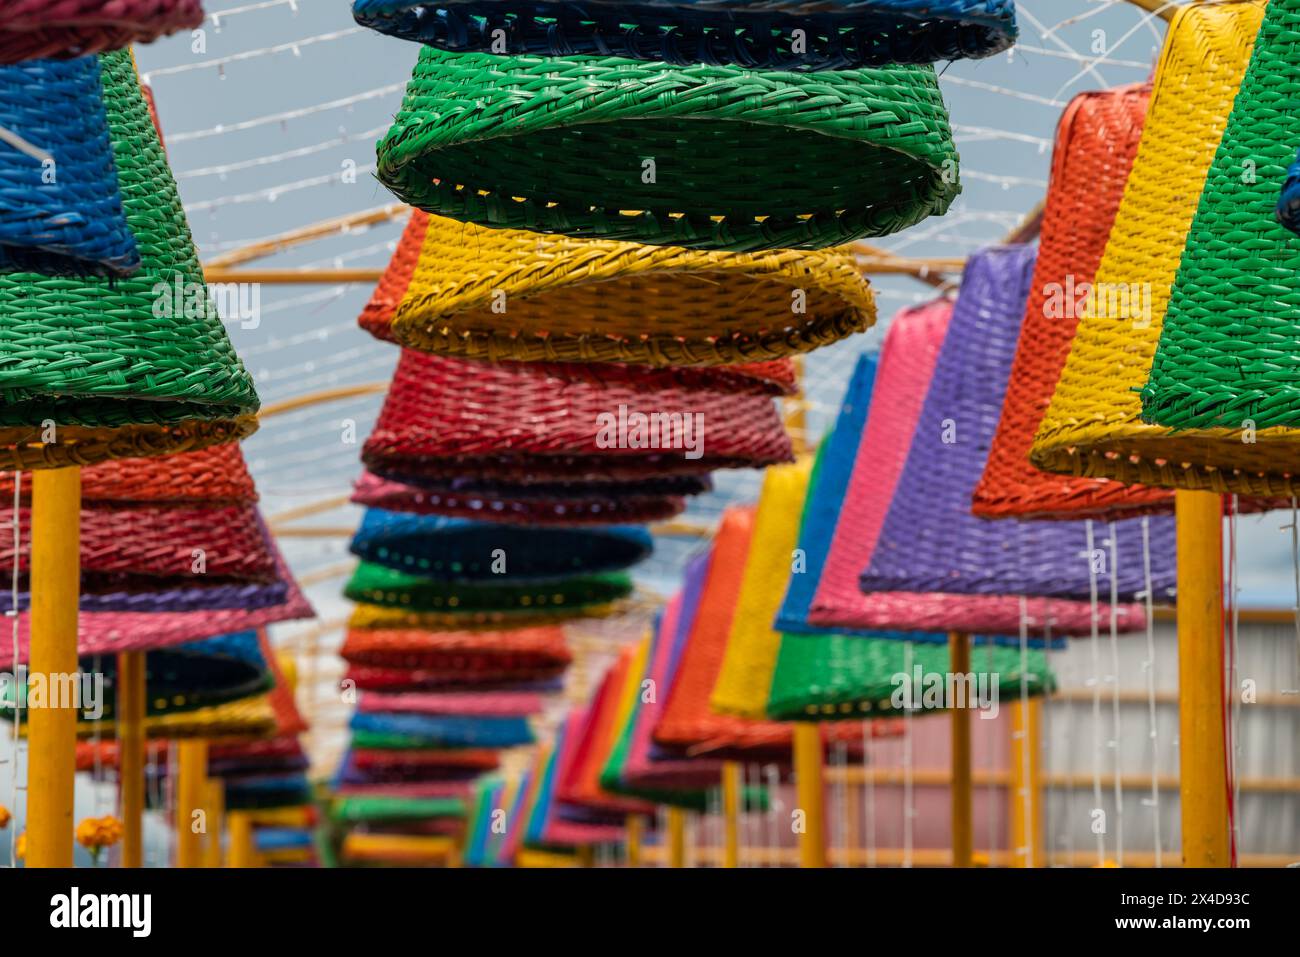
[0,578,288,614]
[860,244,1177,603]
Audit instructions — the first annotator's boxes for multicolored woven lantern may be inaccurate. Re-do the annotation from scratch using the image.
[1142,0,1300,450]
[0,1,203,63]
[0,57,138,276]
[363,209,871,367]
[0,50,258,470]
[352,471,688,526]
[349,508,652,581]
[808,300,1145,636]
[376,48,959,252]
[861,245,1178,605]
[970,83,1168,519]
[349,712,534,749]
[1031,1,1285,495]
[363,349,793,482]
[354,0,1017,69]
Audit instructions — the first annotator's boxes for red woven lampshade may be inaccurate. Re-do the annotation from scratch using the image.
[0,0,204,63]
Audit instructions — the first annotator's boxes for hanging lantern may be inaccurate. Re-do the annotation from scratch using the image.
[0,1,203,63]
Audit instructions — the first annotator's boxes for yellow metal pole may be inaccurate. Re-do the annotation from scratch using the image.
[950,631,973,868]
[1009,698,1044,867]
[793,722,827,868]
[203,779,225,868]
[666,807,686,868]
[25,467,81,868]
[625,814,643,867]
[722,761,742,868]
[117,651,146,868]
[227,810,257,868]
[1175,489,1230,867]
[175,740,208,868]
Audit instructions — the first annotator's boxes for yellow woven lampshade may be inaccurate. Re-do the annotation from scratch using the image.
[709,458,812,719]
[387,211,875,367]
[1030,0,1290,495]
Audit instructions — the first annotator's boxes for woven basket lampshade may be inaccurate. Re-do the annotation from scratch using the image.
[0,57,139,276]
[709,459,813,719]
[363,349,793,483]
[357,689,543,717]
[339,622,572,684]
[652,508,875,757]
[0,50,258,470]
[351,471,688,526]
[807,300,1145,636]
[361,210,836,374]
[0,1,203,62]
[349,508,652,581]
[354,0,1017,69]
[0,530,313,663]
[349,712,535,749]
[861,245,1178,606]
[531,711,626,848]
[970,84,1171,519]
[1141,0,1300,453]
[338,750,498,788]
[345,561,633,616]
[1029,1,1292,495]
[372,469,711,501]
[377,47,959,253]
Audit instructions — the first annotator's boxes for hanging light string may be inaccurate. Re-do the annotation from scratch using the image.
[1085,519,1106,865]
[902,640,914,869]
[862,720,876,868]
[1042,602,1061,868]
[141,27,367,83]
[1227,495,1242,866]
[1106,522,1124,868]
[1139,515,1162,868]
[1017,596,1033,866]
[984,638,997,859]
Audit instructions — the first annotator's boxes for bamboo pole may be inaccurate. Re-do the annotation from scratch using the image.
[203,779,225,868]
[1009,698,1044,867]
[793,723,827,868]
[949,631,973,868]
[227,810,257,868]
[625,814,643,868]
[666,808,687,868]
[117,651,146,868]
[1175,490,1230,866]
[25,467,81,868]
[175,740,208,868]
[722,761,742,868]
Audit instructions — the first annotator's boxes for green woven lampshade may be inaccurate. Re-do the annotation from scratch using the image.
[766,633,1054,720]
[1142,0,1300,434]
[331,795,467,823]
[0,49,259,470]
[377,49,959,252]
[344,560,633,615]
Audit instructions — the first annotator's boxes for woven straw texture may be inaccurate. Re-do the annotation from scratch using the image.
[345,562,633,615]
[0,443,258,506]
[532,711,627,848]
[1142,0,1300,447]
[808,299,1146,636]
[349,508,652,580]
[354,0,1017,69]
[350,712,534,748]
[766,634,1054,720]
[1277,149,1300,234]
[0,577,288,615]
[340,623,571,674]
[0,57,138,276]
[377,47,958,252]
[710,459,812,718]
[364,211,823,379]
[358,690,542,717]
[363,349,793,481]
[653,508,864,756]
[0,502,276,584]
[0,50,258,468]
[332,795,467,824]
[0,530,312,662]
[352,471,686,525]
[0,1,202,62]
[374,469,711,500]
[373,209,872,367]
[970,84,1169,519]
[1030,1,1290,495]
[861,245,1178,604]
[349,598,621,633]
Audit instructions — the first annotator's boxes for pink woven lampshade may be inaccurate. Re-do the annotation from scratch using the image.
[0,1,205,63]
[807,298,1145,636]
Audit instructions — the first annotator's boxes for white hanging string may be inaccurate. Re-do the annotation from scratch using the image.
[764,764,780,868]
[1107,522,1124,868]
[1229,495,1242,859]
[862,721,876,868]
[832,741,848,868]
[167,82,405,143]
[177,125,388,179]
[183,163,378,214]
[1139,515,1162,868]
[1042,603,1063,868]
[1017,596,1033,866]
[1289,498,1300,696]
[208,0,300,26]
[985,639,997,858]
[141,27,367,82]
[1085,519,1106,865]
[902,640,914,869]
